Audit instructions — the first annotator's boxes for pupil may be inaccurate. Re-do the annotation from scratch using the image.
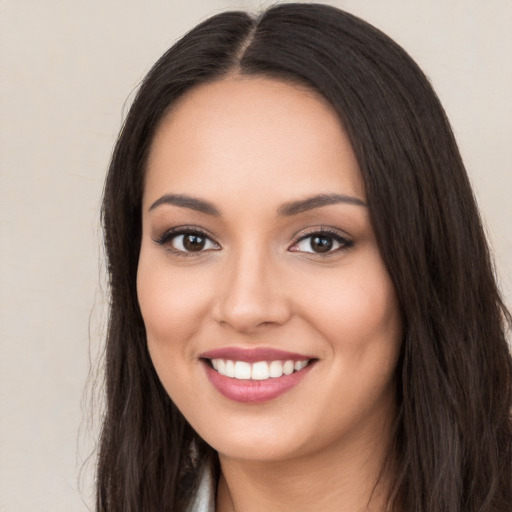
[183,234,205,252]
[311,236,332,253]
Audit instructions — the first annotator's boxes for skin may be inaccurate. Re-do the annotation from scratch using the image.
[137,77,403,511]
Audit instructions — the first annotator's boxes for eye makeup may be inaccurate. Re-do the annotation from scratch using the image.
[152,225,221,257]
[152,222,355,260]
[289,226,354,256]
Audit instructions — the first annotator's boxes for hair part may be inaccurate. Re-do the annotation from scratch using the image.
[98,4,512,511]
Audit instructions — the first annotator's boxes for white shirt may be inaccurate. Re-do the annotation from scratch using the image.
[186,465,215,512]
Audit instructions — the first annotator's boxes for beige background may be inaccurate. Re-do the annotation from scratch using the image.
[0,0,510,510]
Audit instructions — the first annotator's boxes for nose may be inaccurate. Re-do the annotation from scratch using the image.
[212,248,292,334]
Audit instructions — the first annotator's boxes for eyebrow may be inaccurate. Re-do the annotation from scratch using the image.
[277,193,366,216]
[148,192,366,216]
[149,194,220,215]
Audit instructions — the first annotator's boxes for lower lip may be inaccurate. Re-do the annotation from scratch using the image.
[202,360,315,404]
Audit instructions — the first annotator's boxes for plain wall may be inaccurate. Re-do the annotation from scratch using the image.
[0,0,510,510]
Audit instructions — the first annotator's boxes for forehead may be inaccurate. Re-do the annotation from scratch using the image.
[144,76,364,209]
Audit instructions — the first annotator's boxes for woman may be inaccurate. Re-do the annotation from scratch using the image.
[97,3,512,511]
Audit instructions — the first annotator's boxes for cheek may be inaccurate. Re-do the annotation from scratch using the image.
[295,257,402,439]
[136,252,214,406]
[136,252,218,394]
[303,262,400,345]
[137,255,210,343]
[294,249,402,399]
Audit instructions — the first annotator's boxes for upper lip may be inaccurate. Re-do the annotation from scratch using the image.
[199,347,314,363]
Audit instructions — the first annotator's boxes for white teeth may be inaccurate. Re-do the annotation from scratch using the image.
[234,361,251,380]
[269,360,283,378]
[225,360,235,378]
[251,361,269,380]
[210,358,310,380]
[282,360,294,375]
[294,360,308,371]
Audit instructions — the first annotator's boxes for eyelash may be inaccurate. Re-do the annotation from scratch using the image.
[152,226,354,258]
[153,227,219,258]
[290,227,354,256]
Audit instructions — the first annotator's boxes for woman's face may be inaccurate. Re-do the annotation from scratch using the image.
[137,77,402,463]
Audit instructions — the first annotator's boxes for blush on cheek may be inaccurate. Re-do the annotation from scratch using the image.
[137,265,214,362]
[354,257,401,328]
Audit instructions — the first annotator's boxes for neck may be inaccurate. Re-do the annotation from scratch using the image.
[216,409,396,512]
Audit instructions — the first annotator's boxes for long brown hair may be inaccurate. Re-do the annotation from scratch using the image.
[98,4,512,511]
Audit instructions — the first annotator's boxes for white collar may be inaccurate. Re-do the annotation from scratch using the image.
[186,464,215,512]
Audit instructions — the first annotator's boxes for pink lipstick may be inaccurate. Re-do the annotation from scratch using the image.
[200,347,316,404]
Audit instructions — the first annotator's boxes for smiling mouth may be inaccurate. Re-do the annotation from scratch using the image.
[200,350,317,403]
[206,358,312,381]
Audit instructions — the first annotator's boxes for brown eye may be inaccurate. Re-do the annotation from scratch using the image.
[155,230,220,253]
[290,230,353,255]
[310,235,333,253]
[182,234,206,252]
